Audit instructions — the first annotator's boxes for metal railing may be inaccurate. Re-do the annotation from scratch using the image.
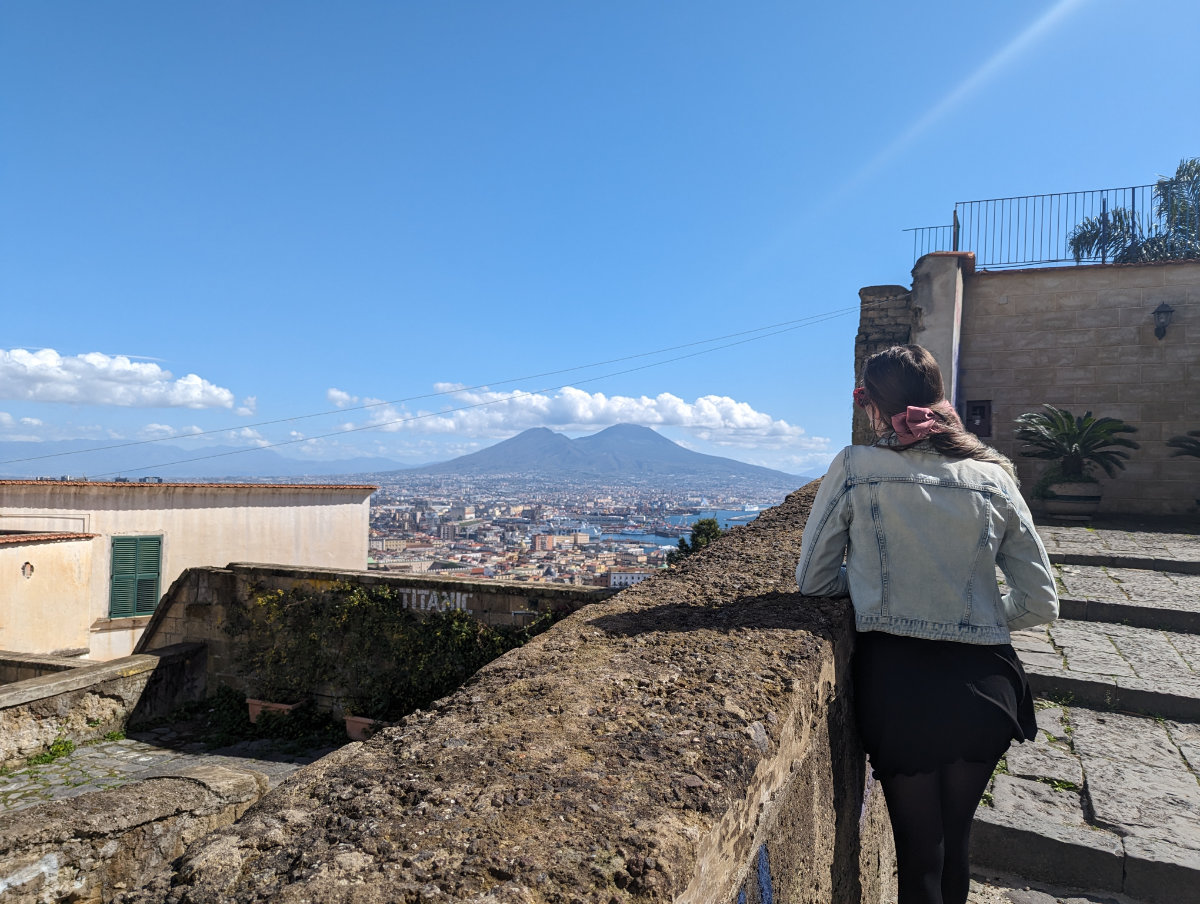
[904,181,1199,268]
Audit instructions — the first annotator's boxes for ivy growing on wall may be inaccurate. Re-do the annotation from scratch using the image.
[227,582,567,721]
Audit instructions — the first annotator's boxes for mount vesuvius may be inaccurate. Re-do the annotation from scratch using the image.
[398,424,810,488]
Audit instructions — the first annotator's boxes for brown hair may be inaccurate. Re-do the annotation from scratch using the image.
[861,345,1014,474]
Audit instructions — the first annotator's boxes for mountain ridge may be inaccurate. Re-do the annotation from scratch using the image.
[398,423,806,484]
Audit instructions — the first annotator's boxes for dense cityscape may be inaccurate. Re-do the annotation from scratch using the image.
[365,472,791,587]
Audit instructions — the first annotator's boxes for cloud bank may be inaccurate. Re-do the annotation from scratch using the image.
[0,349,235,409]
[336,384,830,453]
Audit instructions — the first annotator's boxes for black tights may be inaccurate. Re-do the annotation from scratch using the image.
[879,757,998,904]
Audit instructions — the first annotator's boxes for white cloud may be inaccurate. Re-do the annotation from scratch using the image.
[19,417,42,427]
[327,388,359,408]
[139,423,178,439]
[231,427,269,448]
[0,412,13,428]
[350,384,830,452]
[236,396,257,416]
[0,349,235,409]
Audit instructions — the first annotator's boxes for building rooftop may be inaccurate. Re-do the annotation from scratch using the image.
[0,480,377,491]
[0,531,98,545]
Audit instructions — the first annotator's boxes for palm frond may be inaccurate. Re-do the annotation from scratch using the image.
[1069,158,1200,264]
[1015,405,1140,479]
[1167,430,1200,460]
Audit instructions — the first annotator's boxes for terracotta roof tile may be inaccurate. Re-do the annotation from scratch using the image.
[0,532,98,545]
[0,480,376,491]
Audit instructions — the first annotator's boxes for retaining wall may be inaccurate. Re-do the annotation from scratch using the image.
[0,644,206,770]
[136,564,615,697]
[0,765,269,904]
[0,653,88,687]
[121,482,897,904]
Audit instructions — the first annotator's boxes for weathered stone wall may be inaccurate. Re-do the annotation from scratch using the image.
[0,764,268,903]
[137,564,616,697]
[122,484,896,904]
[0,653,87,686]
[853,284,915,445]
[0,644,205,770]
[958,259,1200,514]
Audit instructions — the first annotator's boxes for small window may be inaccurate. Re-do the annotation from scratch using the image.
[965,401,993,438]
[109,536,162,617]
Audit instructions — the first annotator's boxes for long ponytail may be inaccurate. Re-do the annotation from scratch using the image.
[861,345,1016,479]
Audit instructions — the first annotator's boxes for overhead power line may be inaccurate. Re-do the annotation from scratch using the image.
[6,302,875,477]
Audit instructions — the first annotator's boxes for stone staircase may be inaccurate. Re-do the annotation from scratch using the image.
[972,523,1200,904]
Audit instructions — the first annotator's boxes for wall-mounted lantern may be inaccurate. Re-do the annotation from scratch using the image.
[1153,302,1175,340]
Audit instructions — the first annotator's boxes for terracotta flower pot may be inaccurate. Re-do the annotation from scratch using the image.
[246,698,302,724]
[344,715,380,741]
[1042,481,1102,521]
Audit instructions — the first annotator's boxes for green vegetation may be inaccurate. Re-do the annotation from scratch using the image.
[1068,158,1200,263]
[136,684,346,750]
[666,518,724,565]
[26,737,76,766]
[226,582,570,722]
[1015,405,1139,496]
[1167,430,1200,460]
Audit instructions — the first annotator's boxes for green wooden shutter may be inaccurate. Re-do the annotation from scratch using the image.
[134,536,162,615]
[109,536,162,617]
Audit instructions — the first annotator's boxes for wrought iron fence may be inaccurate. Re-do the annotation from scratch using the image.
[905,181,1200,268]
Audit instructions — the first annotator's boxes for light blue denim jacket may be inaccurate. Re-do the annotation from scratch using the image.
[795,443,1058,644]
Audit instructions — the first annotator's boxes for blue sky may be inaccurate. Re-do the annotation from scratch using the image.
[3,0,1199,477]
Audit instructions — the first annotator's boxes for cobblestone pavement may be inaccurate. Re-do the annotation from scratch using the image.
[1038,521,1200,566]
[0,729,338,814]
[1014,621,1200,711]
[975,520,1200,903]
[969,874,1152,904]
[978,704,1200,903]
[1055,564,1200,611]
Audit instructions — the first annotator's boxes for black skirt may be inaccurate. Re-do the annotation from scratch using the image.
[852,629,1038,778]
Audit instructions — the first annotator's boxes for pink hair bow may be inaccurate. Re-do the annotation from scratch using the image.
[890,404,951,446]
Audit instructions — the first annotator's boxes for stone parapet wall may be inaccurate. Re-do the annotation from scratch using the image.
[0,644,206,770]
[123,484,896,904]
[137,564,616,697]
[0,764,268,904]
[0,653,88,687]
[958,259,1200,514]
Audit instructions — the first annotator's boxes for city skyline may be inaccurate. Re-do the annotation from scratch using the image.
[4,1,1200,475]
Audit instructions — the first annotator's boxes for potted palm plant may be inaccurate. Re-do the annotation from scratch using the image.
[1014,405,1140,520]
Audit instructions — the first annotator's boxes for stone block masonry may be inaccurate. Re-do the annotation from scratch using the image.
[858,257,1200,515]
[956,259,1200,516]
[121,483,896,904]
[0,653,87,686]
[136,564,617,697]
[0,644,206,770]
[854,285,915,445]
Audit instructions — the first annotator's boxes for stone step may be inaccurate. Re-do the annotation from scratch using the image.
[1038,522,1200,573]
[1054,563,1200,633]
[1014,620,1200,722]
[972,704,1200,904]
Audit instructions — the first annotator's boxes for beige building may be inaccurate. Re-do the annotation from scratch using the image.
[0,481,374,659]
[856,254,1199,515]
[607,567,656,589]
